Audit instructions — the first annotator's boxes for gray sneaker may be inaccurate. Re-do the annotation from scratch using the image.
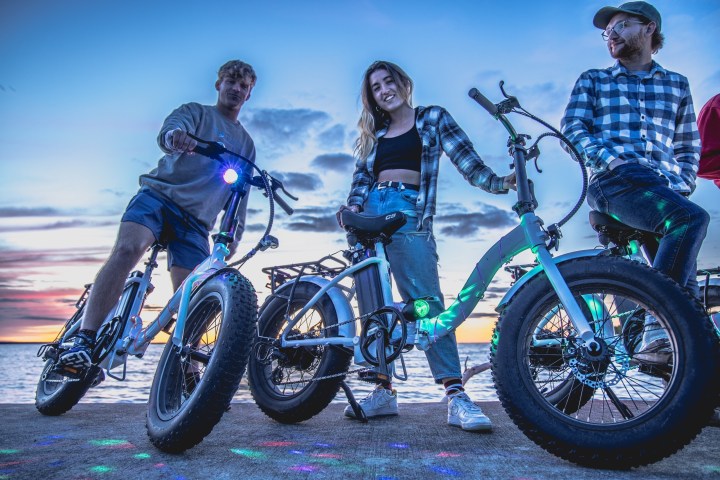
[632,338,672,365]
[631,315,671,365]
[447,391,492,431]
[344,385,398,418]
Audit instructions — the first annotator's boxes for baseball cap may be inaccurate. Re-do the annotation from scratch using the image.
[593,1,662,32]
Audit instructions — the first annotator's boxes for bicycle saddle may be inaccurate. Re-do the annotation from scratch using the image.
[589,211,657,247]
[341,210,407,242]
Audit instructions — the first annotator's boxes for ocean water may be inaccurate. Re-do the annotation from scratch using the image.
[0,343,497,404]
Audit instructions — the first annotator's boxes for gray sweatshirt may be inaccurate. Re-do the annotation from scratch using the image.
[139,103,256,239]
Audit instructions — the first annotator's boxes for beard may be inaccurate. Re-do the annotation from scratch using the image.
[609,32,645,61]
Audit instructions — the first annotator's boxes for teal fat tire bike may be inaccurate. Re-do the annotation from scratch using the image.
[247,83,719,469]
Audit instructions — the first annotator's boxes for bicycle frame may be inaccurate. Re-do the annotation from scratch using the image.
[58,135,288,381]
[276,110,600,365]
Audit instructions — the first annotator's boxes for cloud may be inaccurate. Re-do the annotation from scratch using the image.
[0,219,117,233]
[282,206,339,233]
[241,108,332,154]
[0,207,65,217]
[435,204,517,237]
[272,172,323,191]
[244,223,267,232]
[310,153,356,173]
[317,124,347,149]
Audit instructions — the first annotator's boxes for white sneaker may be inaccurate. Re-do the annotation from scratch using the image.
[447,391,492,431]
[344,385,398,418]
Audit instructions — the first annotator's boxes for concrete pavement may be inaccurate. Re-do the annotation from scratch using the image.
[1,402,718,479]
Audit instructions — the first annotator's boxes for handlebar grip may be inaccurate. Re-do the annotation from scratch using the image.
[468,88,498,116]
[274,193,294,215]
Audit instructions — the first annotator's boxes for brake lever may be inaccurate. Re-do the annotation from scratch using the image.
[269,175,298,201]
[498,80,520,113]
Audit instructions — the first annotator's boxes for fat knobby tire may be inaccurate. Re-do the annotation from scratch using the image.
[146,271,257,453]
[248,282,352,424]
[491,256,720,469]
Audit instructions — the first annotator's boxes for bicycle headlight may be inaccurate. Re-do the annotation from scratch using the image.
[223,168,239,184]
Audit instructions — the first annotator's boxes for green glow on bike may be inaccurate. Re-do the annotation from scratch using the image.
[413,299,430,318]
[230,448,266,459]
[584,296,605,321]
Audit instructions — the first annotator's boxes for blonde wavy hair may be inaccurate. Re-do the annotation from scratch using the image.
[354,61,414,161]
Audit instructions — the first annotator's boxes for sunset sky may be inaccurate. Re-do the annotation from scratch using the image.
[1,0,718,343]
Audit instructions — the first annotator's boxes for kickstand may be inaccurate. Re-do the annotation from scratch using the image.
[340,380,367,423]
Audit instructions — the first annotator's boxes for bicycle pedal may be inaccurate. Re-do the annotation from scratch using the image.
[89,368,105,388]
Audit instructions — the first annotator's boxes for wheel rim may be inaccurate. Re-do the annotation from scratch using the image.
[524,286,678,425]
[154,293,223,421]
[39,360,65,396]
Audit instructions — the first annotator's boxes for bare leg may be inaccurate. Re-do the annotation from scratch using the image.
[170,266,193,292]
[81,222,156,331]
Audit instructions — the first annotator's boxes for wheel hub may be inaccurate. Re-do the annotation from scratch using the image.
[564,338,627,388]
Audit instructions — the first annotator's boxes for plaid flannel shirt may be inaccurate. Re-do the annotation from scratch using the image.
[561,61,700,193]
[347,105,507,230]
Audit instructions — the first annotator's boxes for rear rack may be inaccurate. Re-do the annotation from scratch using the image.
[262,254,348,293]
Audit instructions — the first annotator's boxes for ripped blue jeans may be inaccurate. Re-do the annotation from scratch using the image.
[363,184,462,383]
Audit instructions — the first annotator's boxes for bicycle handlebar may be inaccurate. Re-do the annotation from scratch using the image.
[468,88,498,116]
[467,83,588,230]
[186,133,297,216]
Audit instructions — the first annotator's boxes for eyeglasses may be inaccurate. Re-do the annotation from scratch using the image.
[601,19,645,40]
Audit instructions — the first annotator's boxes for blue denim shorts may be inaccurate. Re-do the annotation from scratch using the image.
[121,188,210,270]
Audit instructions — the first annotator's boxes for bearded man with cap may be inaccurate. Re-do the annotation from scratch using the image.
[561,3,709,372]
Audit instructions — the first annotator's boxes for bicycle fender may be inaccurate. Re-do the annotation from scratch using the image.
[273,276,355,339]
[496,249,606,312]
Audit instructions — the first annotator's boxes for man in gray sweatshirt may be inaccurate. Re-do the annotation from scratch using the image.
[58,60,257,371]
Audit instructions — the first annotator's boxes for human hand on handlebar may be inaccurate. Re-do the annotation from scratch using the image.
[164,128,198,154]
[336,204,360,228]
[503,172,517,191]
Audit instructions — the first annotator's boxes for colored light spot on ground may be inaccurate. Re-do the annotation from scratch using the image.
[289,450,305,455]
[258,441,295,447]
[89,439,129,447]
[377,477,400,480]
[154,463,166,468]
[429,465,461,476]
[703,465,720,473]
[230,449,266,459]
[311,453,341,459]
[90,465,113,473]
[134,453,151,459]
[388,443,409,449]
[290,465,319,472]
[437,452,462,458]
[314,443,332,447]
[0,451,18,455]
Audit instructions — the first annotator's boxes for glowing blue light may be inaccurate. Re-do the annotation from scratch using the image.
[223,168,239,184]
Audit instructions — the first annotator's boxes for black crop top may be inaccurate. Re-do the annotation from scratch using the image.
[374,127,422,175]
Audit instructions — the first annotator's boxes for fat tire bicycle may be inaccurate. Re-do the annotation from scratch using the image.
[35,135,296,453]
[247,83,719,469]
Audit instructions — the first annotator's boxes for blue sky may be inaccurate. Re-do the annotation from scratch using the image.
[1,0,718,342]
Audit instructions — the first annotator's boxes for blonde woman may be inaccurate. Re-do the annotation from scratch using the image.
[339,61,515,431]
